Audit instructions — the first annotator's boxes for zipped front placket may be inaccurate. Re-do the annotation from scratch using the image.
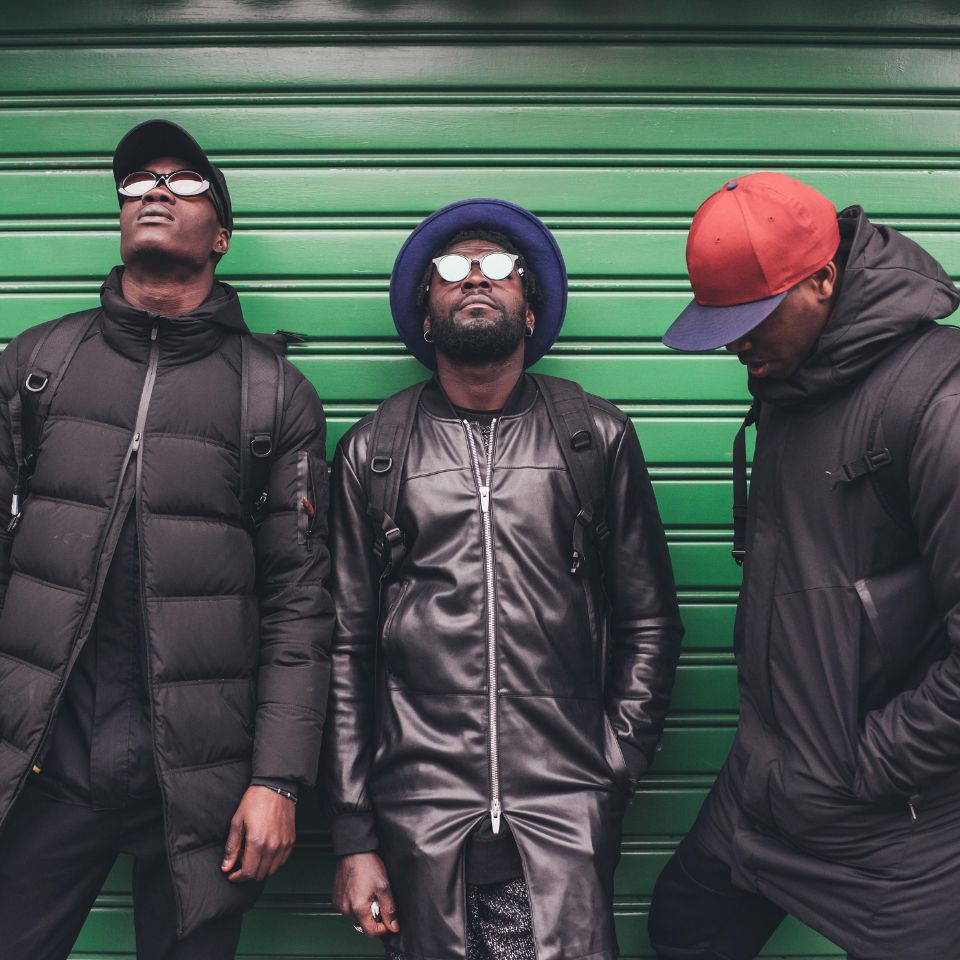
[28,321,162,778]
[462,418,502,833]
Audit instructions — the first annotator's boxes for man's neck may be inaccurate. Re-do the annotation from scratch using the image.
[120,264,215,317]
[435,351,524,411]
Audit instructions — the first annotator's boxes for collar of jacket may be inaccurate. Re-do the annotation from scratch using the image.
[98,265,250,366]
[749,206,960,407]
[421,372,538,419]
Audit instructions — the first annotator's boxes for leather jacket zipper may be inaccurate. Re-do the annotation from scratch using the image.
[462,419,502,834]
[29,322,161,777]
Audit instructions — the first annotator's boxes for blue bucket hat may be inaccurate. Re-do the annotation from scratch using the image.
[389,198,567,370]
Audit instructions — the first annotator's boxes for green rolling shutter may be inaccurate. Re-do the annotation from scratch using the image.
[1,3,956,956]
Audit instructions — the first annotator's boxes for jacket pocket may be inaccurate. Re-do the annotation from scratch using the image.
[601,711,632,796]
[855,558,947,717]
[381,579,410,646]
[296,451,322,547]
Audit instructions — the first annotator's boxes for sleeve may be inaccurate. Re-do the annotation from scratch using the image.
[250,371,335,787]
[855,386,960,801]
[601,420,684,785]
[0,337,21,614]
[319,432,383,856]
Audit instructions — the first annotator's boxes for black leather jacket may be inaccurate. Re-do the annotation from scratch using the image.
[322,375,682,960]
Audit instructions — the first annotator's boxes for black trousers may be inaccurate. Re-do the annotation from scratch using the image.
[0,783,243,960]
[648,832,864,960]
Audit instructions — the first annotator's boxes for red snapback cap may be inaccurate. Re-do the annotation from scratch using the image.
[663,172,840,351]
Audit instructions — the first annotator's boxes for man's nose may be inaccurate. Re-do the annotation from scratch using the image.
[141,182,176,204]
[725,334,751,353]
[461,263,490,289]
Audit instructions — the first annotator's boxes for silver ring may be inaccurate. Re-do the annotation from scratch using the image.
[352,922,363,934]
[371,900,382,923]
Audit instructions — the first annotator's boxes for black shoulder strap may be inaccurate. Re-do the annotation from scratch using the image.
[365,380,428,577]
[529,373,609,574]
[731,400,759,566]
[8,312,96,532]
[827,324,960,531]
[240,334,285,525]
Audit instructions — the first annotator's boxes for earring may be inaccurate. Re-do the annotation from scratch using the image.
[424,330,434,343]
[525,327,534,338]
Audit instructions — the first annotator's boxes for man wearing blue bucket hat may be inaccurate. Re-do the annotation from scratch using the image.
[321,199,682,959]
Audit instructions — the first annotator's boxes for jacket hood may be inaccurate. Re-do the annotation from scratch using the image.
[99,265,249,364]
[751,207,960,406]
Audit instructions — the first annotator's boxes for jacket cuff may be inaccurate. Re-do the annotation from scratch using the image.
[331,812,380,857]
[251,777,299,801]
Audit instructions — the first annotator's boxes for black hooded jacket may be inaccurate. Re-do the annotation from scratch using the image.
[0,268,334,935]
[701,207,960,958]
[322,375,682,960]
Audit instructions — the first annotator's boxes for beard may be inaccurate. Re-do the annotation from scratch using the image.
[429,302,527,364]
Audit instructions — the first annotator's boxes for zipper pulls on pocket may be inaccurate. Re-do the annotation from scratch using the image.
[908,797,919,821]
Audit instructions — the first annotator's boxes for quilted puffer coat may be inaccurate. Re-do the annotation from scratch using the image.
[0,267,333,935]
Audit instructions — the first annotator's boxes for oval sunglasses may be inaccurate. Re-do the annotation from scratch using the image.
[431,252,523,283]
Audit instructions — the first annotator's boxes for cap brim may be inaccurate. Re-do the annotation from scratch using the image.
[389,198,567,370]
[662,291,787,352]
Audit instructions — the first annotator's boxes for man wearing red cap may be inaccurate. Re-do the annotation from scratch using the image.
[649,172,960,959]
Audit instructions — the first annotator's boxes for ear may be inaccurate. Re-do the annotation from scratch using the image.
[525,304,535,333]
[423,315,432,337]
[214,228,230,256]
[811,260,838,302]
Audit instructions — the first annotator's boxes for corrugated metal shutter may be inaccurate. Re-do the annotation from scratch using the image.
[2,3,956,957]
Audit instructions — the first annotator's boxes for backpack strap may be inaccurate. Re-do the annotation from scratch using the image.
[826,324,960,531]
[240,334,285,527]
[529,373,609,574]
[365,380,428,578]
[8,312,96,532]
[731,400,759,566]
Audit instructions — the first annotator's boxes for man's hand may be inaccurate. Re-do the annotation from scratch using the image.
[333,852,401,936]
[221,786,296,882]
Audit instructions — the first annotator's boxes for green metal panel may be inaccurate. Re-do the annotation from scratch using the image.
[2,3,954,956]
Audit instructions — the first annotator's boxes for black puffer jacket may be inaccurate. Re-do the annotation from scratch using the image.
[322,376,682,960]
[700,209,960,958]
[0,268,333,936]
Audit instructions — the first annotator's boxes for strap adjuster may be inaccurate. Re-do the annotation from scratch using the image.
[372,525,404,565]
[732,546,746,566]
[24,373,48,393]
[570,429,592,451]
[371,455,393,475]
[826,447,892,487]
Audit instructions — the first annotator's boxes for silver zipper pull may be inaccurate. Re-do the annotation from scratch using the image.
[130,431,142,452]
[908,798,919,821]
[490,798,502,834]
[479,485,490,513]
[150,323,159,341]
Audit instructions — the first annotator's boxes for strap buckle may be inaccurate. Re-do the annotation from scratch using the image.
[826,448,892,488]
[372,524,404,567]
